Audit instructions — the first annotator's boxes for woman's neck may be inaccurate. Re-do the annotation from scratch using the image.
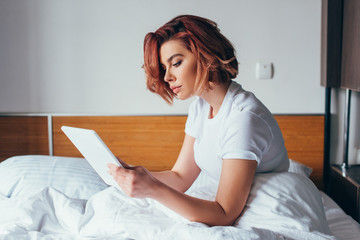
[199,81,231,119]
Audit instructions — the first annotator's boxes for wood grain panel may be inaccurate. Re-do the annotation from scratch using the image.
[53,115,324,188]
[275,115,324,189]
[0,116,49,161]
[321,0,343,88]
[53,116,186,171]
[341,0,360,91]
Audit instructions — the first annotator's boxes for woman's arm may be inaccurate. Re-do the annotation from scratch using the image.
[108,152,257,226]
[150,159,257,226]
[150,134,201,192]
[113,134,200,193]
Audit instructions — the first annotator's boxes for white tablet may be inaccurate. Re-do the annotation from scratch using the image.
[61,126,122,186]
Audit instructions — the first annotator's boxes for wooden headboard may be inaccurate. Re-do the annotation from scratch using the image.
[0,115,324,189]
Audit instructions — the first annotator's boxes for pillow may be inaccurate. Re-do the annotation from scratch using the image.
[189,158,313,193]
[235,172,331,237]
[288,159,312,177]
[0,155,108,199]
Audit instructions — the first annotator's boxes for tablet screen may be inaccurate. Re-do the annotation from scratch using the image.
[61,126,122,186]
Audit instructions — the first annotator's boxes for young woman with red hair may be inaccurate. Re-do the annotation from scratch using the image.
[108,15,289,226]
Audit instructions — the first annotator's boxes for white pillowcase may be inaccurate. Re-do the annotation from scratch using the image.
[235,172,331,237]
[288,158,313,177]
[0,155,108,199]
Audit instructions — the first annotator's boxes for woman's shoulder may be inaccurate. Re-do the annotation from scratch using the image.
[224,82,279,134]
[227,83,270,119]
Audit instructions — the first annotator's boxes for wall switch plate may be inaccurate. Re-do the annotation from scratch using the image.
[256,62,273,79]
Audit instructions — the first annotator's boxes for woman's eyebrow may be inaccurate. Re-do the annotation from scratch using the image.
[166,53,184,63]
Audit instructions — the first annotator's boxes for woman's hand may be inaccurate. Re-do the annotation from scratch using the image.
[107,162,160,198]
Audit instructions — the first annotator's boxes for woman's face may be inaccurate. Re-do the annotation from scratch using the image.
[159,39,198,100]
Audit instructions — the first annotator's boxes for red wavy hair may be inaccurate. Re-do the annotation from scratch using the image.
[143,15,238,104]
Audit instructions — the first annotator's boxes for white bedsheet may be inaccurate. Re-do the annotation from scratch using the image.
[321,192,360,240]
[2,171,355,240]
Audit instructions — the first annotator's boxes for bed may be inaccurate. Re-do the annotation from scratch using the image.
[0,115,359,239]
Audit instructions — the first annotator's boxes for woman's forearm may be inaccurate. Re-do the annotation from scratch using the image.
[108,159,255,227]
[150,170,193,193]
[150,180,238,226]
[150,134,200,193]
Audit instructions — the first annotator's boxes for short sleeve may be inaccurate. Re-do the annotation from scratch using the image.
[220,111,273,163]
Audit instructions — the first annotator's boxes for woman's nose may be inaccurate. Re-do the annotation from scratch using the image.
[164,70,174,82]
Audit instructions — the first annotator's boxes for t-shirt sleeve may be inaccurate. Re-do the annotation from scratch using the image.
[220,111,273,163]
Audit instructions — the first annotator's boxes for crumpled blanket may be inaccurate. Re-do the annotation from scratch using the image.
[0,172,338,240]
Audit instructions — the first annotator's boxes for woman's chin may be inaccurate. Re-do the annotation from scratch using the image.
[175,94,189,101]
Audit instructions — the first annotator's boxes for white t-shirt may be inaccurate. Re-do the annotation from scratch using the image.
[185,81,289,182]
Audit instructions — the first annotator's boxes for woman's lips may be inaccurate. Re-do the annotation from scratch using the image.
[171,86,181,94]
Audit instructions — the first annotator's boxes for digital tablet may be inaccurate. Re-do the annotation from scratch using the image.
[61,126,123,186]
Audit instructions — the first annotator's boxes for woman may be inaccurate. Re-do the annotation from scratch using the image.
[108,15,289,226]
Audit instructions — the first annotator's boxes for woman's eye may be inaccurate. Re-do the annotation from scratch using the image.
[173,61,182,67]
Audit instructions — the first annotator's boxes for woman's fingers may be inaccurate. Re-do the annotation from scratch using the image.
[115,157,131,168]
[107,163,140,187]
[107,163,157,198]
[107,163,130,176]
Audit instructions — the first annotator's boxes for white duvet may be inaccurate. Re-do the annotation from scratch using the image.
[0,168,339,240]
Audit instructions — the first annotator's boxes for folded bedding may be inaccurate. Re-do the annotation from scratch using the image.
[0,155,358,240]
